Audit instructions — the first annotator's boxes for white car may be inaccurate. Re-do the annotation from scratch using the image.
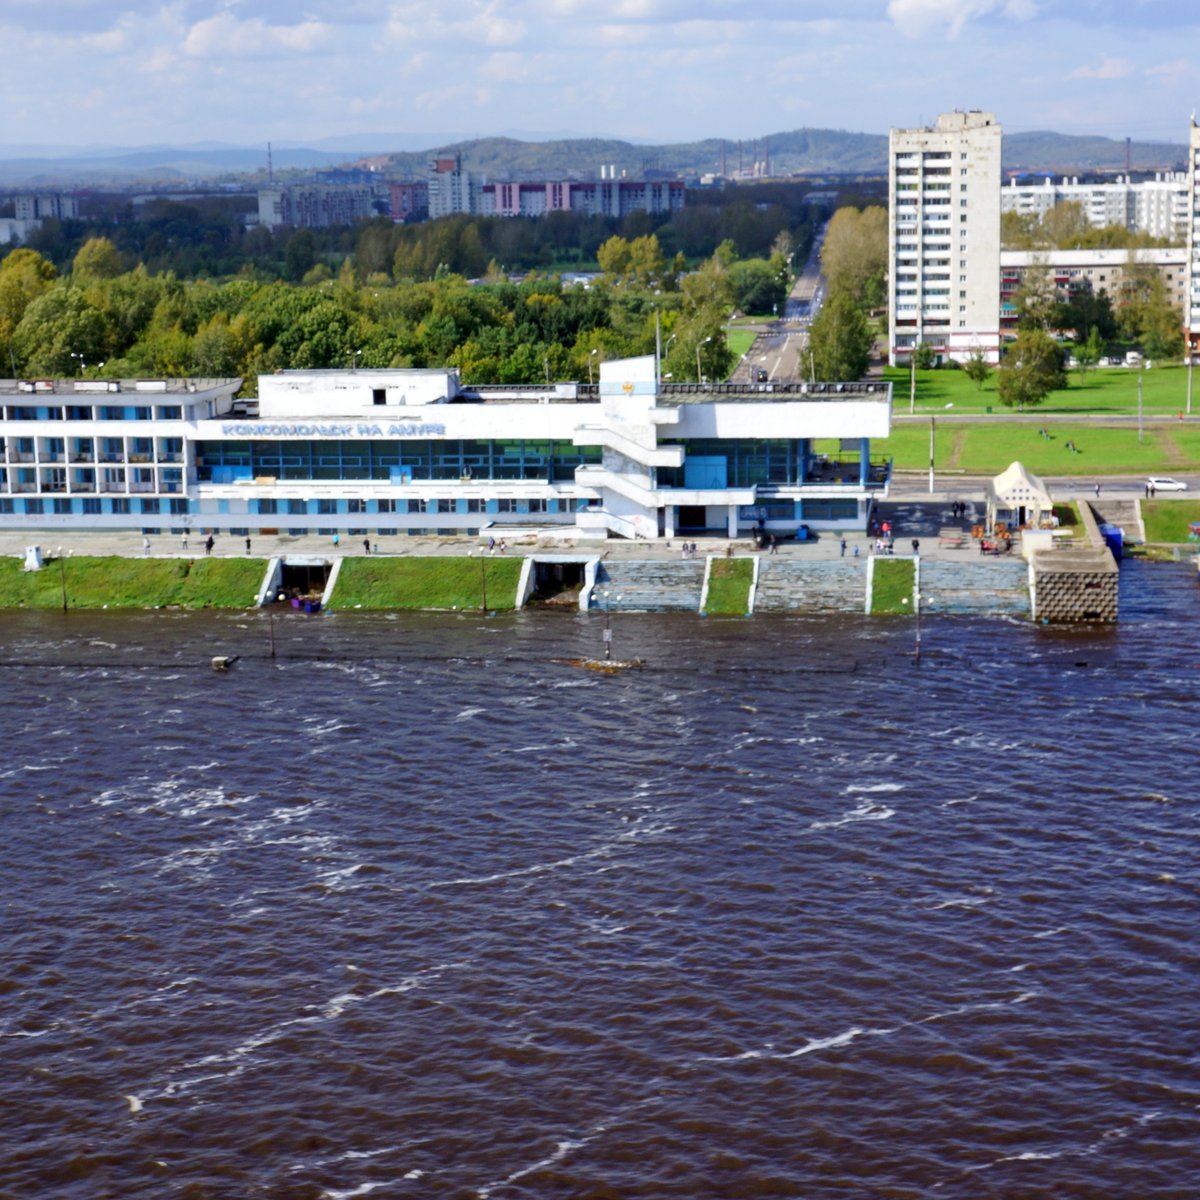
[1146,476,1188,492]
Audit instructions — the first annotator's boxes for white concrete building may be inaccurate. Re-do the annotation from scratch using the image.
[0,360,893,541]
[1001,173,1189,241]
[1187,119,1200,358]
[889,111,1002,365]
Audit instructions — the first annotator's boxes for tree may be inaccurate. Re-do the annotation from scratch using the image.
[1012,259,1061,331]
[996,329,1067,410]
[72,237,125,280]
[963,349,992,391]
[728,258,788,317]
[807,291,873,381]
[1076,325,1103,375]
[912,341,936,370]
[820,206,887,307]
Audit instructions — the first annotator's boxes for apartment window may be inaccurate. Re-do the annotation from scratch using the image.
[959,305,967,313]
[435,499,454,513]
[347,499,364,513]
[407,499,426,514]
[960,290,967,299]
[82,498,101,514]
[960,152,967,160]
[318,499,337,514]
[169,499,188,515]
[958,320,967,327]
[111,498,130,514]
[960,199,968,207]
[377,499,396,513]
[960,260,967,268]
[54,498,71,514]
[960,168,968,176]
[288,499,306,514]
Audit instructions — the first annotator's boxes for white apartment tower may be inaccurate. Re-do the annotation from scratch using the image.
[889,111,1002,365]
[1187,118,1200,359]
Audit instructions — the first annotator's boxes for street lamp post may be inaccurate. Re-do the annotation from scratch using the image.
[479,553,488,613]
[57,546,67,613]
[69,353,86,377]
[929,415,936,494]
[602,590,621,660]
[1187,348,1194,416]
[588,347,598,386]
[696,336,712,384]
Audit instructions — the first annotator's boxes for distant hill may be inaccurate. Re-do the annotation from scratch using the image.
[0,127,1188,188]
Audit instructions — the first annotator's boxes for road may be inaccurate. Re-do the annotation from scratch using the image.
[729,222,827,384]
[886,472,1199,500]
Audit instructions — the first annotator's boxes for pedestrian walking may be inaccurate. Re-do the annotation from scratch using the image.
[363,537,371,555]
[769,534,778,555]
[333,533,340,549]
[840,537,847,557]
[205,535,214,556]
[912,538,920,556]
[245,536,251,555]
[181,531,188,552]
[1094,482,1101,499]
[142,536,150,557]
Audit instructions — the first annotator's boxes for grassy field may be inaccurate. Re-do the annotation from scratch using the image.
[704,557,753,615]
[1141,500,1200,544]
[870,557,915,615]
[0,556,265,608]
[725,329,758,362]
[333,556,523,610]
[884,364,1198,416]
[867,420,1199,476]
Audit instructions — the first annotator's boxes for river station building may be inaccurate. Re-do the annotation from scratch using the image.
[0,358,892,541]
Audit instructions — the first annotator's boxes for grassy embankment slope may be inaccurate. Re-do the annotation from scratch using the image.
[1141,500,1200,544]
[870,557,915,615]
[333,557,523,610]
[0,557,266,608]
[703,558,753,615]
[875,365,1200,475]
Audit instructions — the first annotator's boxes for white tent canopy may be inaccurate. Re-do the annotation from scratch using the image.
[985,461,1054,531]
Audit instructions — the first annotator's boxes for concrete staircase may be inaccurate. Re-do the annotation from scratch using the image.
[594,558,706,612]
[754,558,869,612]
[920,556,1030,616]
[1089,499,1144,543]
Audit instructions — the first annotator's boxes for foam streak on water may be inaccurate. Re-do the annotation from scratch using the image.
[2,562,1199,1197]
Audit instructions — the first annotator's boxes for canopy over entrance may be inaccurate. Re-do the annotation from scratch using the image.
[985,461,1053,532]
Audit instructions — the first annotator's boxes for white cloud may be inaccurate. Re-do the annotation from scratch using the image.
[183,12,331,58]
[1067,56,1133,80]
[886,0,1035,38]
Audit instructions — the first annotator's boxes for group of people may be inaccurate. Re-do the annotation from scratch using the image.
[486,536,508,554]
[680,541,701,559]
[949,501,969,520]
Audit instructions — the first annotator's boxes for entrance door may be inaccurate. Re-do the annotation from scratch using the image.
[678,505,707,530]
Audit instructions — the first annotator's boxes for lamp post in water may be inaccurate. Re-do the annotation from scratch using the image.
[56,546,67,613]
[479,553,488,613]
[602,590,621,660]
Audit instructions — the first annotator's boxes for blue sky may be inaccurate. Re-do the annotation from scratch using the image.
[2,0,1197,149]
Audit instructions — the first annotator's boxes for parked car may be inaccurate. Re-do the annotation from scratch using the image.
[1147,476,1188,492]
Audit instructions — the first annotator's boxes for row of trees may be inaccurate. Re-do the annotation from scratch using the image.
[2,236,780,387]
[1001,201,1173,252]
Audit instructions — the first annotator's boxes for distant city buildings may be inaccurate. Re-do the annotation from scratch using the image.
[14,193,78,221]
[889,110,1003,365]
[257,184,393,230]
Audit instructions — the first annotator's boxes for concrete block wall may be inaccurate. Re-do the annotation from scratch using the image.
[1030,550,1118,623]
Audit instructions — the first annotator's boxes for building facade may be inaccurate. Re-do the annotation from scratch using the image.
[889,111,1003,365]
[999,248,1187,337]
[1001,174,1190,241]
[257,185,391,230]
[0,361,892,541]
[1188,119,1200,358]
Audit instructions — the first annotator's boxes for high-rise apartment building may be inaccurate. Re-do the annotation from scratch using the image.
[1187,118,1200,359]
[889,111,1002,365]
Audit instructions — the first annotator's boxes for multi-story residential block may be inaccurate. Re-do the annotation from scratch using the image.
[428,156,479,218]
[13,193,79,221]
[257,185,391,230]
[999,248,1187,336]
[1001,174,1189,241]
[477,179,684,220]
[889,111,1003,365]
[1187,119,1200,359]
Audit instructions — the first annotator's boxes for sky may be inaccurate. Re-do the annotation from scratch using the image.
[1,0,1198,151]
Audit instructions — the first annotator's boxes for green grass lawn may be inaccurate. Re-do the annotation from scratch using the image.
[704,557,753,615]
[0,556,266,608]
[884,364,1197,416]
[1141,500,1200,544]
[871,557,915,615]
[873,421,1190,476]
[725,329,757,362]
[333,556,523,610]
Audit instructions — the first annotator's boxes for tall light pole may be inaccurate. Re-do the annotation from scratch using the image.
[696,336,712,384]
[479,552,488,612]
[588,347,598,386]
[909,346,917,415]
[928,415,936,494]
[602,590,621,660]
[69,352,86,377]
[1187,348,1194,416]
[1138,373,1144,444]
[57,545,67,613]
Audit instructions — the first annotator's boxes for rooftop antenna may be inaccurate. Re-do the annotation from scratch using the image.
[267,141,274,184]
[1125,136,1131,175]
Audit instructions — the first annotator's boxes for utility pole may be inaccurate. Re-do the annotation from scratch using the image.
[909,348,916,415]
[928,415,936,494]
[1138,373,1144,444]
[479,554,488,613]
[1188,349,1194,416]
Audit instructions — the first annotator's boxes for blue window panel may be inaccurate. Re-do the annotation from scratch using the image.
[456,499,469,514]
[218,500,230,515]
[516,500,529,514]
[486,499,499,514]
[685,455,728,489]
